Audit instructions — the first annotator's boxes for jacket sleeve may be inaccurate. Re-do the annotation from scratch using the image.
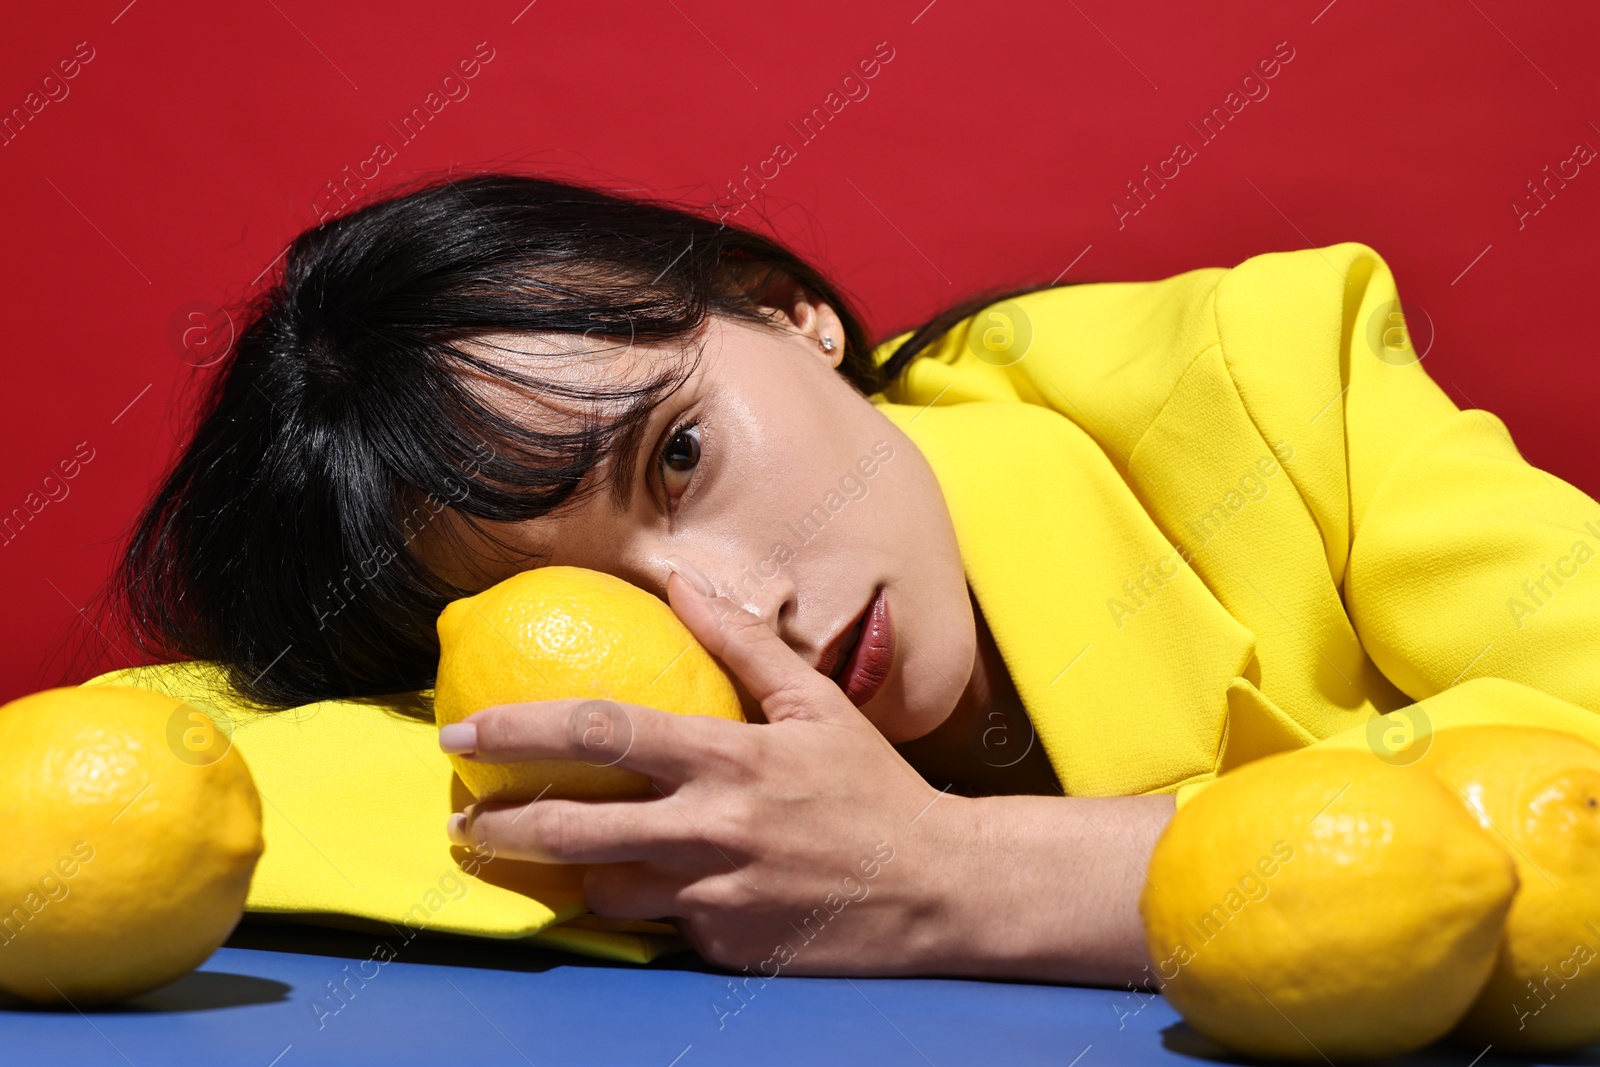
[1251,244,1600,714]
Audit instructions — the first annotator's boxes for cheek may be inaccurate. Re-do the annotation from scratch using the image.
[853,428,977,741]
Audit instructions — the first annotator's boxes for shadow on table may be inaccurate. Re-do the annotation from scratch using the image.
[224,916,722,976]
[0,971,292,1014]
[1161,1021,1600,1066]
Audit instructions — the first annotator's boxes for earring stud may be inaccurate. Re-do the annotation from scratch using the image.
[821,334,836,352]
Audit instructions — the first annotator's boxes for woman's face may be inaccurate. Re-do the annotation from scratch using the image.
[420,292,976,744]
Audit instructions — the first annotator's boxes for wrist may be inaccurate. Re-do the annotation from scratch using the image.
[903,792,1175,984]
[894,790,1002,975]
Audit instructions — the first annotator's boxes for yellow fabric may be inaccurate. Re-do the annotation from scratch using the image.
[79,240,1600,954]
[871,240,1600,805]
[81,663,688,964]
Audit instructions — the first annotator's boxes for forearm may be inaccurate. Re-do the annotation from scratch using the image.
[920,792,1174,986]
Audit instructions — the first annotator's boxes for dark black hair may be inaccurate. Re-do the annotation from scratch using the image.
[115,172,1069,710]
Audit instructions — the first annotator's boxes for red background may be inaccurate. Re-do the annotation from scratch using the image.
[2,0,1596,703]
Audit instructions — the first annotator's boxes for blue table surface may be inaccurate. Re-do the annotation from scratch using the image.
[3,921,1597,1067]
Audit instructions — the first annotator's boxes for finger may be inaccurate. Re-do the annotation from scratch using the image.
[583,863,682,922]
[453,796,692,865]
[456,697,733,785]
[666,570,840,723]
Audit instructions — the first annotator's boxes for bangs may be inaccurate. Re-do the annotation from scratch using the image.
[363,328,699,527]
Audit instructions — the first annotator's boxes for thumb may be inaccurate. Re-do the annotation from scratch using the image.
[665,568,842,724]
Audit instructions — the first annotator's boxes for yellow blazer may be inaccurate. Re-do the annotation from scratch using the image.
[873,241,1600,802]
[84,242,1600,963]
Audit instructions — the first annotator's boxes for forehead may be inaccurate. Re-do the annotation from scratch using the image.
[455,329,661,386]
[449,328,698,427]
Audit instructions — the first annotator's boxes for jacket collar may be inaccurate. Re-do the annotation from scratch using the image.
[874,398,1258,796]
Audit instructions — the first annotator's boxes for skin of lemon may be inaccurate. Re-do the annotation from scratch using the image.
[0,687,264,1006]
[433,566,745,801]
[1140,748,1517,1062]
[1422,726,1600,1053]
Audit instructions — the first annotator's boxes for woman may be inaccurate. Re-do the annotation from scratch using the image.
[117,173,1600,986]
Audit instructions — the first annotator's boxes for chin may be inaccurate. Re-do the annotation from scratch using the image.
[865,674,959,745]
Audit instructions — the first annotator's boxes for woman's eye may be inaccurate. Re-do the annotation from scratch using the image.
[659,422,701,500]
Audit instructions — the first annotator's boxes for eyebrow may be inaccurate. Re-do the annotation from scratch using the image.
[587,340,705,513]
[601,361,704,512]
[605,402,659,512]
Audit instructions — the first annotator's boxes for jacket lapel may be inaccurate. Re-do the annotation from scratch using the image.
[877,399,1260,796]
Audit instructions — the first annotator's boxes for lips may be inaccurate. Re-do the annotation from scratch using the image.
[817,586,895,708]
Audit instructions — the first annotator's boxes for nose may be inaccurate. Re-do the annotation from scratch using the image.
[658,551,798,637]
[713,554,799,638]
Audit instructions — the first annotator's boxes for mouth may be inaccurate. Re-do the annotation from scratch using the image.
[816,585,895,708]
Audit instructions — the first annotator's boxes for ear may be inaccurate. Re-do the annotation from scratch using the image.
[744,268,845,369]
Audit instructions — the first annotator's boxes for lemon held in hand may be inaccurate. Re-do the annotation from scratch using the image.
[1140,747,1517,1062]
[434,566,745,801]
[1420,725,1600,1053]
[0,686,264,1006]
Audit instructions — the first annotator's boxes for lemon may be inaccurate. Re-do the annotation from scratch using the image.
[1140,747,1517,1061]
[0,686,263,1006]
[434,566,744,801]
[1417,726,1600,1052]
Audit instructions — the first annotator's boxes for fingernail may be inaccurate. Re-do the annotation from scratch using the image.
[439,722,477,754]
[446,812,470,846]
[665,555,715,597]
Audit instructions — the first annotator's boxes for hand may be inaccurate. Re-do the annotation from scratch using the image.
[445,571,970,977]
